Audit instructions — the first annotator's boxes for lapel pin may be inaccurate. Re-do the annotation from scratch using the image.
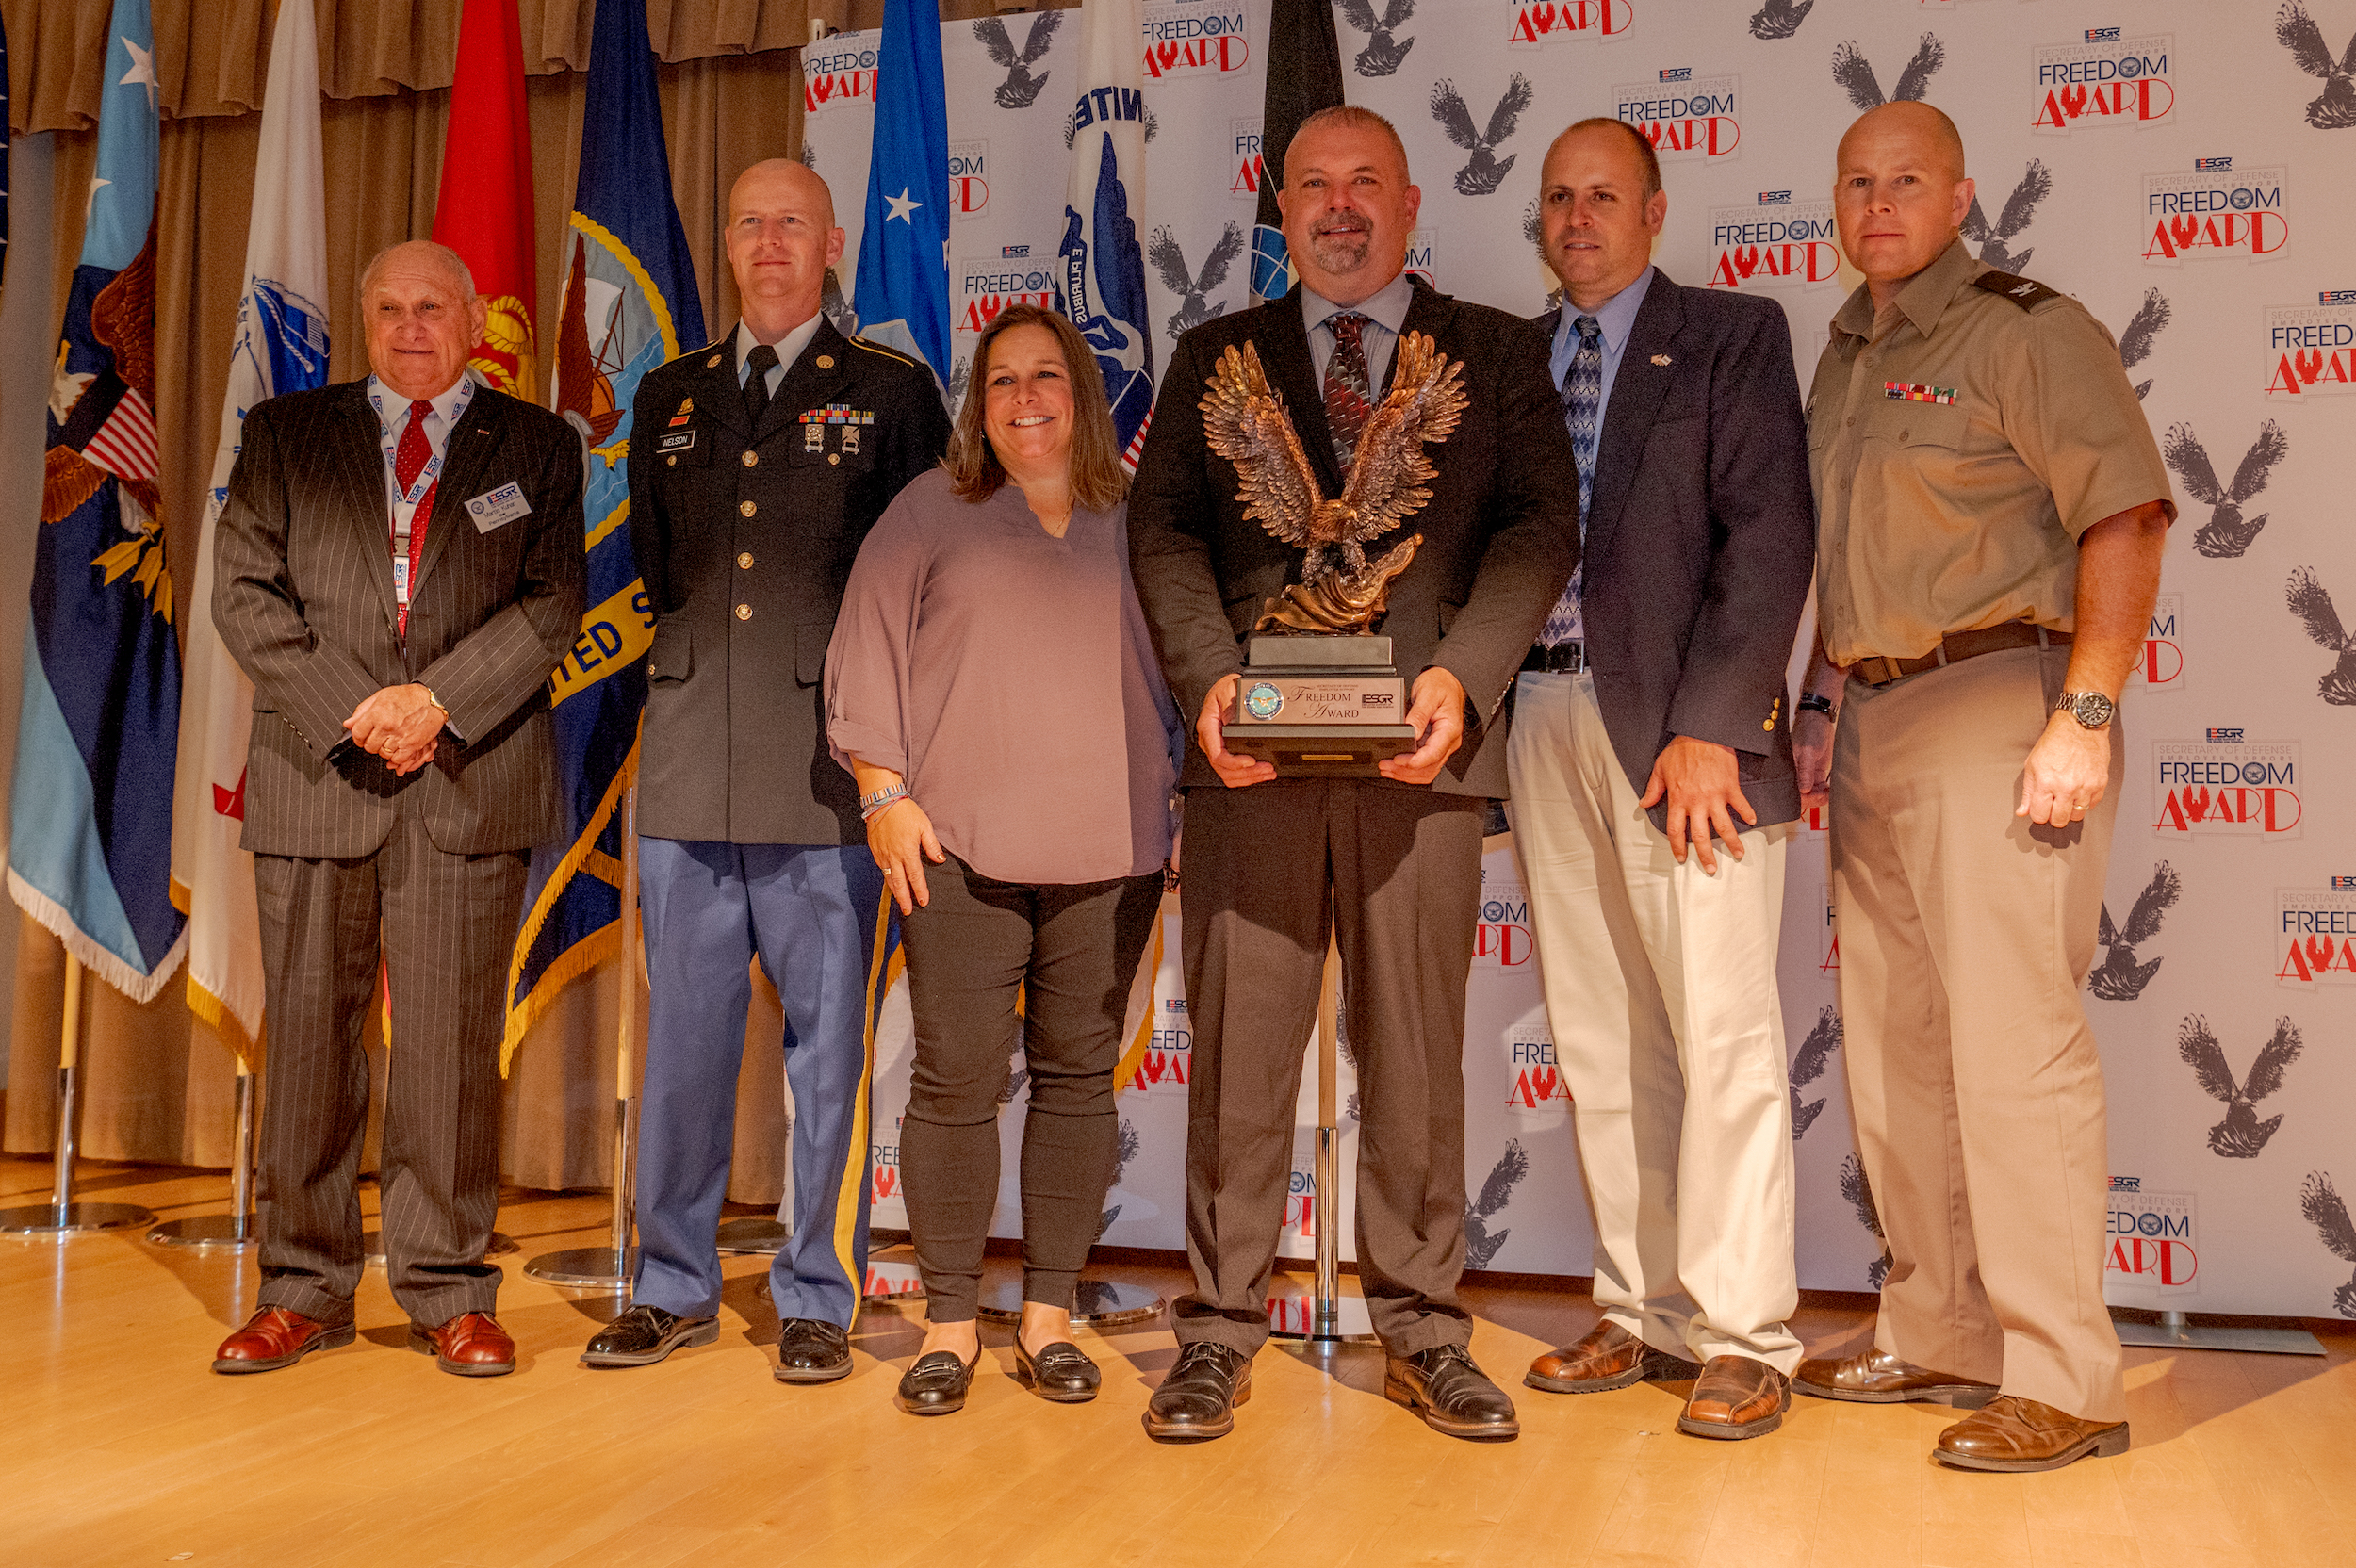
[1651,353,1673,367]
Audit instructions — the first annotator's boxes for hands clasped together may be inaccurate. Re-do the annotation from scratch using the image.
[344,683,448,776]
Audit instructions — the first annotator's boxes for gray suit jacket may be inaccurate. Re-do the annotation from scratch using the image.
[214,377,588,858]
[1533,271,1816,830]
[1129,278,1579,799]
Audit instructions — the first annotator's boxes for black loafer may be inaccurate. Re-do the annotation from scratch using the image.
[1384,1344,1520,1441]
[1013,1338,1101,1402]
[895,1348,983,1415]
[775,1317,853,1384]
[581,1304,720,1368]
[1142,1342,1253,1441]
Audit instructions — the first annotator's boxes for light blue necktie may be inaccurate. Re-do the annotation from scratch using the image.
[1539,315,1602,649]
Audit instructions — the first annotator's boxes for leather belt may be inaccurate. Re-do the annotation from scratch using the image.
[1851,624,2070,690]
[1521,640,1587,675]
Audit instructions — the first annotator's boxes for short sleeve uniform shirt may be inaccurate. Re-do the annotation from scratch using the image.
[1805,237,2174,666]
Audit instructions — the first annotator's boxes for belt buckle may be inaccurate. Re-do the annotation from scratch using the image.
[1860,656,1903,689]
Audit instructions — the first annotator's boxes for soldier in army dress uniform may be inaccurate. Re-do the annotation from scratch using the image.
[581,159,952,1381]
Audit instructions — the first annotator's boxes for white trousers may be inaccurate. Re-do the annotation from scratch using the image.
[1506,672,1801,1369]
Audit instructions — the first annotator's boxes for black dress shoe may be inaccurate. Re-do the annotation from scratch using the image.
[774,1317,853,1384]
[1013,1338,1101,1402]
[1384,1345,1520,1441]
[1142,1342,1253,1441]
[895,1347,983,1415]
[581,1304,720,1368]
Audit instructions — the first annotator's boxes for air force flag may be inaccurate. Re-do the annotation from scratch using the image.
[854,0,952,384]
[1060,0,1155,466]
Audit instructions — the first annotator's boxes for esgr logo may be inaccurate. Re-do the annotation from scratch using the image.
[2324,290,2356,306]
[1001,244,1030,259]
[2144,165,2290,264]
[2151,737,2301,837]
[2033,32,2173,132]
[1142,0,1250,79]
[2107,1187,2198,1296]
[803,41,879,114]
[2207,727,2243,743]
[1507,0,1634,47]
[1614,73,1740,161]
[948,140,990,220]
[2129,591,2184,689]
[2265,300,2356,398]
[1659,66,1690,82]
[1707,191,1840,291]
[2277,890,2356,987]
[956,262,1058,334]
[1476,874,1532,967]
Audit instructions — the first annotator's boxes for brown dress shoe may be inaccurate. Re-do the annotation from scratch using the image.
[1677,1356,1792,1440]
[1792,1348,1996,1407]
[1936,1396,2128,1472]
[408,1311,516,1377]
[1527,1320,1702,1394]
[212,1306,355,1375]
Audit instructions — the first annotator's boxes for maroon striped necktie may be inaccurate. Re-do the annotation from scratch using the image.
[1322,311,1373,471]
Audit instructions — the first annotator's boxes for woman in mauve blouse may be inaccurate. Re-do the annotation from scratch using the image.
[826,304,1181,1417]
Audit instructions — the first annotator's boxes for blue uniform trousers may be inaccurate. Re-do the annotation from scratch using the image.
[632,838,892,1327]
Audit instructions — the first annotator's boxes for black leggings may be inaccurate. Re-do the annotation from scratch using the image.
[897,857,1164,1323]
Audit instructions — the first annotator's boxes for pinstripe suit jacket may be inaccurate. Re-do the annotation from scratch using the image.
[214,376,588,858]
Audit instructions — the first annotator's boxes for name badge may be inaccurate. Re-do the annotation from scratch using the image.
[392,555,411,603]
[656,429,698,455]
[465,482,533,532]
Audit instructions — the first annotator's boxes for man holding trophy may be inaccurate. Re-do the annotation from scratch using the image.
[1127,106,1579,1443]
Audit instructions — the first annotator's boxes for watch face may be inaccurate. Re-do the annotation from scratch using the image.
[2067,692,2115,727]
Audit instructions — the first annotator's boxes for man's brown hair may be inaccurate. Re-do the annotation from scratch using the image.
[944,304,1127,514]
[1285,105,1410,185]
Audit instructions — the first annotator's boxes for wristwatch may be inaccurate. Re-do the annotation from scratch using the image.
[2055,690,2116,730]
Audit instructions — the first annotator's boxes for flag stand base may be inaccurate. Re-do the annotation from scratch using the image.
[0,964,155,1238]
[147,1070,260,1250]
[2114,1310,2324,1356]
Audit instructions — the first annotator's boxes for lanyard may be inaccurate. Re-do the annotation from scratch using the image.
[368,377,476,520]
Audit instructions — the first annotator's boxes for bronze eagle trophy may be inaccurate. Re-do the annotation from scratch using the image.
[1200,331,1469,634]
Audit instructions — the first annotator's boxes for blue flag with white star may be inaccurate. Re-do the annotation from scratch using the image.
[853,0,952,384]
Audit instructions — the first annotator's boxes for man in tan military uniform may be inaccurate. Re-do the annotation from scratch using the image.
[1788,102,2173,1473]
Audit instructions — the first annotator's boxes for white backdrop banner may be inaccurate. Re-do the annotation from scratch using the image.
[811,0,2356,1321]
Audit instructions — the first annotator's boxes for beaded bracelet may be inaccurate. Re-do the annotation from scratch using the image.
[859,783,909,820]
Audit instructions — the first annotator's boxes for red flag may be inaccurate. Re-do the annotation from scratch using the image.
[432,0,537,400]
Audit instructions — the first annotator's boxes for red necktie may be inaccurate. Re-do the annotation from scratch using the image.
[1321,312,1373,471]
[395,399,434,633]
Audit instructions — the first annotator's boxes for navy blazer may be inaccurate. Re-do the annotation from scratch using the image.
[1533,270,1816,830]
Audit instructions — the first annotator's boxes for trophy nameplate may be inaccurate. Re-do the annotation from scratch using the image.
[1200,335,1468,777]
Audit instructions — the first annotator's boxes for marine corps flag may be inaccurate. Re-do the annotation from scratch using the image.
[432,0,537,400]
[504,0,706,1064]
[172,0,330,1061]
[1060,0,1155,466]
[8,0,186,1000]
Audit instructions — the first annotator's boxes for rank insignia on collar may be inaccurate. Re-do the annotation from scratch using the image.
[705,354,723,368]
[1884,381,1958,404]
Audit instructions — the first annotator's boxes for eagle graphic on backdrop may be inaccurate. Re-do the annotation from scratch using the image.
[2284,567,2356,706]
[2275,2,2356,130]
[2178,1014,2303,1159]
[1464,1139,1530,1269]
[2165,419,2288,559]
[1789,1005,1842,1141]
[1831,33,1945,110]
[1839,1153,1891,1289]
[1522,202,1565,312]
[1339,0,1417,77]
[2118,287,2171,401]
[1150,221,1245,337]
[1749,0,1814,42]
[1097,1119,1143,1239]
[975,13,1061,110]
[2089,862,2181,1001]
[1963,161,2051,275]
[1202,333,1467,631]
[1430,74,1533,197]
[2300,1172,2356,1317]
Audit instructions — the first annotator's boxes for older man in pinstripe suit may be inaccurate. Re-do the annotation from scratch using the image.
[208,240,586,1378]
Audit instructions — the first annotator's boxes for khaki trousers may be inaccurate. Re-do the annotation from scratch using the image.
[1508,672,1801,1369]
[1830,645,2125,1422]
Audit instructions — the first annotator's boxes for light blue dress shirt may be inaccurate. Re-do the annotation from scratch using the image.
[1549,264,1656,427]
[1302,271,1417,394]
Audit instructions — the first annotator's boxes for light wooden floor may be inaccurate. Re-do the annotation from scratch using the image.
[3,1157,2350,1568]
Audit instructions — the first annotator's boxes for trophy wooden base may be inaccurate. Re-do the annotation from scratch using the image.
[1223,635,1417,777]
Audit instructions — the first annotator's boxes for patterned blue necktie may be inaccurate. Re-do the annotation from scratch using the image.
[1538,315,1602,649]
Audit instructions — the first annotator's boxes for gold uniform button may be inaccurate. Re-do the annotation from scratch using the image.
[743,450,759,467]
[1763,717,1775,731]
[816,354,835,369]
[740,499,757,517]
[666,455,677,466]
[735,604,752,621]
[828,453,841,466]
[738,552,754,569]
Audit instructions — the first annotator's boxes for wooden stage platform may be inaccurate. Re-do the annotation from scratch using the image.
[5,1154,2350,1568]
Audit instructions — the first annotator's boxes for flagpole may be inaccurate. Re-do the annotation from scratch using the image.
[145,1067,258,1250]
[524,785,641,1290]
[1270,901,1377,1352]
[0,954,156,1236]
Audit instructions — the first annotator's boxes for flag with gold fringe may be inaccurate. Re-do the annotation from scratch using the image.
[503,0,706,1067]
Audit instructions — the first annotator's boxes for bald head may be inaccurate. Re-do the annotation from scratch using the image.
[728,158,846,338]
[1833,100,1975,305]
[361,239,484,400]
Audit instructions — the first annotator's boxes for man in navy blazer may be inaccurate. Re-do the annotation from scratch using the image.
[1508,120,1816,1440]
